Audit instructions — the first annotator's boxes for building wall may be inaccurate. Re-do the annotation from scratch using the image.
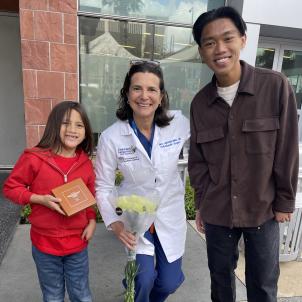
[0,15,25,166]
[240,23,260,66]
[19,0,78,147]
[242,0,302,29]
[229,0,302,66]
[18,0,302,148]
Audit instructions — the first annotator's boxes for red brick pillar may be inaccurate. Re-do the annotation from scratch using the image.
[19,0,78,147]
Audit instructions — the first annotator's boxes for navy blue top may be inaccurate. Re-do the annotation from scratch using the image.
[129,119,155,158]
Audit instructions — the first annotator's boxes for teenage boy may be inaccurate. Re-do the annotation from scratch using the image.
[188,6,299,302]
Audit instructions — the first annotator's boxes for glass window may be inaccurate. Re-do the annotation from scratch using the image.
[281,49,302,111]
[255,47,275,69]
[153,24,212,117]
[256,43,302,141]
[79,0,224,25]
[79,16,212,136]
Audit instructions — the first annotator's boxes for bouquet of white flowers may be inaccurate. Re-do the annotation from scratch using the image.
[112,192,159,302]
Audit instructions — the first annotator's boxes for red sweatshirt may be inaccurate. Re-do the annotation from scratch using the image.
[3,148,96,255]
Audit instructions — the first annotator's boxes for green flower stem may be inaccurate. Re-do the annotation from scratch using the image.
[124,260,139,302]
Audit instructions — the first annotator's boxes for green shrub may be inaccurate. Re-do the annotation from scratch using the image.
[20,204,31,224]
[184,177,196,220]
[95,205,102,223]
[20,203,103,224]
[19,173,196,223]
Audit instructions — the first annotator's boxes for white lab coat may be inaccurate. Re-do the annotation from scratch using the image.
[95,111,190,262]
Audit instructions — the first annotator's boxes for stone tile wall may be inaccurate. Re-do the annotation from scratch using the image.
[19,0,78,147]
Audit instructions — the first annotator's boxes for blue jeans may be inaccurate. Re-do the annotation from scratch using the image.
[133,230,184,302]
[205,218,280,302]
[32,246,92,302]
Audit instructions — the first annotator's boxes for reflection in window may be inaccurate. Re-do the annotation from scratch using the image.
[79,16,213,135]
[79,0,224,25]
[255,47,275,69]
[281,50,302,111]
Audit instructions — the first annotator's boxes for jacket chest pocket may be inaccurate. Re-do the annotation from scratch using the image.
[242,117,279,154]
[197,127,225,164]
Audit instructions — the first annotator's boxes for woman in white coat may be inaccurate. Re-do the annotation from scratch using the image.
[95,60,190,302]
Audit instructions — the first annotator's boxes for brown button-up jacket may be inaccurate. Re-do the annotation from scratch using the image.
[188,61,299,228]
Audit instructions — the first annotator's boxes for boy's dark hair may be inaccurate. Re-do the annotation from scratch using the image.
[36,101,94,156]
[193,6,247,47]
[116,61,173,127]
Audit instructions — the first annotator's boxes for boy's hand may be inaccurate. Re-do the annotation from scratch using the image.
[82,219,96,241]
[274,211,292,223]
[195,210,205,233]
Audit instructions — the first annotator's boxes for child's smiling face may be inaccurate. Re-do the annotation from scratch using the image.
[59,109,85,157]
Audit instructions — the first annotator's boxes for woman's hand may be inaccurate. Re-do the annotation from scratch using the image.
[110,221,137,251]
[30,194,66,215]
[82,219,96,241]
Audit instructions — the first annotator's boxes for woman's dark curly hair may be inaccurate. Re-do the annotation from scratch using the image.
[116,61,173,127]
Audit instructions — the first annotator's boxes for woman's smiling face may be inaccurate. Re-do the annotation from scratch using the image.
[127,72,163,123]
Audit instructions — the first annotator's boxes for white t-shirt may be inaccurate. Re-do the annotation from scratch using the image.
[217,80,240,107]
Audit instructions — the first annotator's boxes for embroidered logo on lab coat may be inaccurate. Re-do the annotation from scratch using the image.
[118,156,139,163]
[118,146,136,155]
[118,146,139,163]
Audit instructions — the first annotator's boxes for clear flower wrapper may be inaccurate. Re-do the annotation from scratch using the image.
[109,188,160,301]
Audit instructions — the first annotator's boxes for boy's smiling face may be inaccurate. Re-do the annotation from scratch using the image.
[199,18,246,87]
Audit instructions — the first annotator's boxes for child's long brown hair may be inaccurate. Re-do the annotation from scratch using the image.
[36,101,94,156]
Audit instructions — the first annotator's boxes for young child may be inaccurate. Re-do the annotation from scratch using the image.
[3,101,96,302]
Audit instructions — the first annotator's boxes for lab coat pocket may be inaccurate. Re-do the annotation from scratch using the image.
[242,117,279,154]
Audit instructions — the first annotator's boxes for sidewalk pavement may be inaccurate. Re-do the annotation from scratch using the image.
[188,221,302,302]
[1,171,302,302]
[0,223,249,302]
[1,223,302,302]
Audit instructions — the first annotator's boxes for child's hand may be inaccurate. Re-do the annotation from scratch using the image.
[42,195,65,215]
[30,194,66,215]
[81,219,96,241]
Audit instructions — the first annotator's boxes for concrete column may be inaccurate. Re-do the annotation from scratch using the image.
[240,23,260,67]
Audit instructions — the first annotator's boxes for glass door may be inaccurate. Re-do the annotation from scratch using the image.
[277,46,302,115]
[79,16,204,137]
[257,42,302,113]
[277,46,302,140]
[257,42,302,138]
[256,42,280,70]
